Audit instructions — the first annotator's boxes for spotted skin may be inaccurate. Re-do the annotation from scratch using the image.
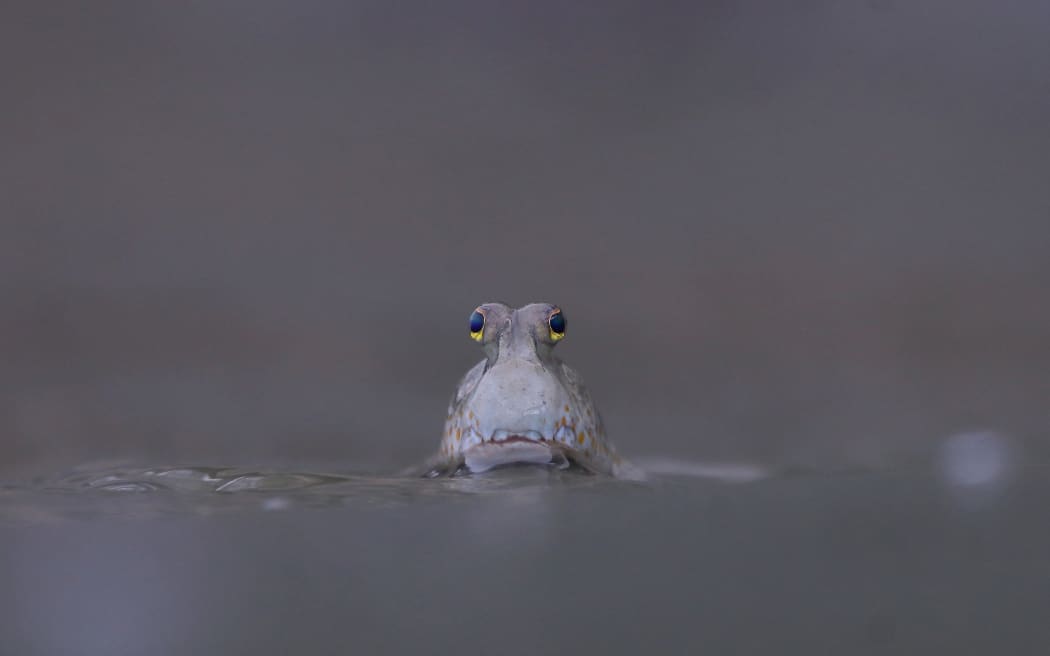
[425,302,631,477]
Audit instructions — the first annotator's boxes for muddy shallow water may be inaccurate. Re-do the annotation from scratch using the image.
[2,463,1047,655]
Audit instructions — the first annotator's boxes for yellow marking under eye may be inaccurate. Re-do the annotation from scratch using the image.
[470,307,485,342]
[576,431,585,444]
[548,309,566,341]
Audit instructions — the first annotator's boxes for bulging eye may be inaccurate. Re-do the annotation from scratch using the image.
[548,308,566,341]
[469,308,486,342]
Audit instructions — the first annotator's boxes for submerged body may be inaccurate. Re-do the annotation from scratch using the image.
[426,302,632,477]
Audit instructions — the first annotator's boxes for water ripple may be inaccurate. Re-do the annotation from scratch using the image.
[0,463,635,524]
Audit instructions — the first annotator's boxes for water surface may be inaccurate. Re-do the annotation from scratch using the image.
[2,464,1047,655]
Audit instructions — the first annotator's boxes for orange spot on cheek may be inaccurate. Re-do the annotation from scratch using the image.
[576,431,585,444]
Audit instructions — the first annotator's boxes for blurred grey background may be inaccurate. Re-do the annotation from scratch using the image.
[2,0,1048,476]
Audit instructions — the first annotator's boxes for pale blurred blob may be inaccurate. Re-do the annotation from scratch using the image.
[937,430,1015,489]
[633,457,770,483]
[261,496,292,511]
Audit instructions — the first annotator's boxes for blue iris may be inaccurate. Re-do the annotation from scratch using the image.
[549,311,566,334]
[469,311,485,334]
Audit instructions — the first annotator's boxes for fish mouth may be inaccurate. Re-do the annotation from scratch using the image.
[486,428,547,444]
[483,427,578,446]
[489,435,543,445]
[462,430,572,473]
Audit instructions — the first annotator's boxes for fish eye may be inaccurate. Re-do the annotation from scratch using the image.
[548,308,566,341]
[469,308,486,342]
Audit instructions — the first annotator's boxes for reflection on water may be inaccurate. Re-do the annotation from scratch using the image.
[0,454,1033,525]
[1,463,1049,654]
[55,465,356,494]
[0,463,631,524]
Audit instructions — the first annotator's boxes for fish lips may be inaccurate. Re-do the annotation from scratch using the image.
[462,436,571,473]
